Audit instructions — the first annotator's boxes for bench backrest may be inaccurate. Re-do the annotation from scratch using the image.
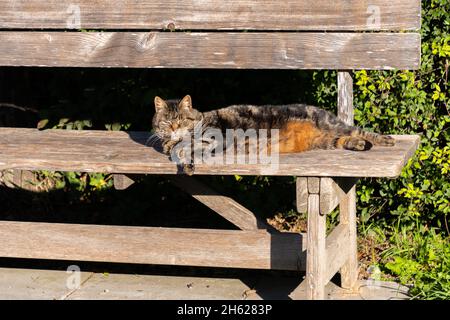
[0,1,420,70]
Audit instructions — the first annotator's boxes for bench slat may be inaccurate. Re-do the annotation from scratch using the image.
[0,221,305,271]
[0,0,420,31]
[0,128,419,177]
[0,32,420,70]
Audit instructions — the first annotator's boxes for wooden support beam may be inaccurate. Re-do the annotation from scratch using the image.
[0,221,305,271]
[339,186,359,291]
[307,177,320,194]
[306,194,326,300]
[169,176,272,231]
[324,224,350,284]
[318,178,339,215]
[297,177,359,215]
[296,177,308,213]
[338,71,359,292]
[338,72,354,125]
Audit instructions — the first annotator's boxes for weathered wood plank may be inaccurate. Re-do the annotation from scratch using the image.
[0,221,305,271]
[338,72,354,125]
[324,224,350,284]
[296,177,308,213]
[319,178,340,215]
[339,186,359,291]
[0,32,421,70]
[307,177,320,194]
[319,178,359,215]
[0,0,421,31]
[337,72,359,291]
[169,176,271,230]
[0,128,420,177]
[306,194,326,300]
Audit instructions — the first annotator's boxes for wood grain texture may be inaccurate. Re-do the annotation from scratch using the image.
[319,178,359,215]
[0,128,420,177]
[306,194,326,300]
[0,221,305,271]
[338,72,355,125]
[0,32,420,70]
[325,224,350,284]
[337,70,359,291]
[0,0,421,31]
[296,177,308,213]
[307,177,320,194]
[169,176,271,230]
[339,186,359,291]
[319,178,340,215]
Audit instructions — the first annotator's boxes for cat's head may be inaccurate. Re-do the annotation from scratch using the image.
[152,95,203,141]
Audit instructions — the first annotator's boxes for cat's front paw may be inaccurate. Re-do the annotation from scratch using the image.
[183,163,195,176]
[163,143,173,154]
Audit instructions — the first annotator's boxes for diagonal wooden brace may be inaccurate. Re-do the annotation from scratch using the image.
[296,176,359,299]
[169,176,273,231]
[113,174,273,231]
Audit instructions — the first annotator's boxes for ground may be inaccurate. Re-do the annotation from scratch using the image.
[0,267,409,300]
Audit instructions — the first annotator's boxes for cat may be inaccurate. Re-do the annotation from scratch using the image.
[151,95,395,175]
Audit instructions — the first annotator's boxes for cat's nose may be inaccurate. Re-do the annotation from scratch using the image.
[171,123,179,130]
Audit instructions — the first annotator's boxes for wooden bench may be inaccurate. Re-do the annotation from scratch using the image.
[0,1,421,299]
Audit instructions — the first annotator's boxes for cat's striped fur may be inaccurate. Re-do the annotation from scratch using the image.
[151,95,395,174]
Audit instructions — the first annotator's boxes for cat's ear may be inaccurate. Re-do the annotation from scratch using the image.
[178,95,192,111]
[154,96,168,113]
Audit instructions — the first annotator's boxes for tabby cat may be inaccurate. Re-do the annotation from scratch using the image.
[151,95,395,175]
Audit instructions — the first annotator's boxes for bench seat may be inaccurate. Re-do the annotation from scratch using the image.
[0,128,419,178]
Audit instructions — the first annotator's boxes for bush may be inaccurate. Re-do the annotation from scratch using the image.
[345,0,449,298]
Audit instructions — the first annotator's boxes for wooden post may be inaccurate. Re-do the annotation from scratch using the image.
[338,71,359,291]
[305,178,327,300]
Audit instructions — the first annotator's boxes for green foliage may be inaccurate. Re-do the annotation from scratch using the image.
[352,0,449,298]
[383,229,450,300]
[351,0,450,229]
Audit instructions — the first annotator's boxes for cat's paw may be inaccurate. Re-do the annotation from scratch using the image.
[183,164,195,176]
[377,135,395,146]
[344,137,371,151]
[163,144,173,154]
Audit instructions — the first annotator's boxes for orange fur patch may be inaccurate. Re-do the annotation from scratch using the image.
[277,120,322,153]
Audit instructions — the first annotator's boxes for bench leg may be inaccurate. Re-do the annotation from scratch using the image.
[339,186,359,291]
[306,193,326,300]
